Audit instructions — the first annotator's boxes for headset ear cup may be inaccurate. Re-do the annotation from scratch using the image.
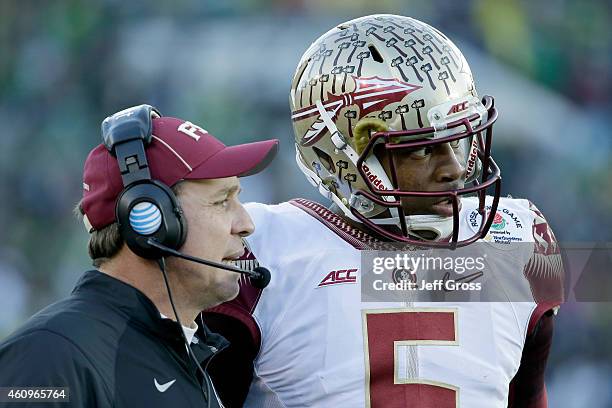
[157,180,188,250]
[116,181,187,259]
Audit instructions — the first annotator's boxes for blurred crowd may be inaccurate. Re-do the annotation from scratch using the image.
[0,0,610,406]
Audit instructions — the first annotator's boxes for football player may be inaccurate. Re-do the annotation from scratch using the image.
[200,15,564,408]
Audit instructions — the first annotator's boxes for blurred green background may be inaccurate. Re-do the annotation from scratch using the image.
[0,0,610,406]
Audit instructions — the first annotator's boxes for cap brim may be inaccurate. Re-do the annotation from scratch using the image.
[186,139,279,179]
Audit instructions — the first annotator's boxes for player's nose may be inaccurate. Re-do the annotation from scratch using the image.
[434,143,465,184]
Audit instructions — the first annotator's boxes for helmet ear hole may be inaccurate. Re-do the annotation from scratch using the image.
[312,146,336,173]
[353,118,388,155]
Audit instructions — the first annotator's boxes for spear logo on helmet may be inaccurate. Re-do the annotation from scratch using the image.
[292,76,422,147]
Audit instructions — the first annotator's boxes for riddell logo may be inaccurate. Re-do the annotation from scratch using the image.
[447,101,468,115]
[318,269,358,287]
[362,164,388,190]
[465,138,479,177]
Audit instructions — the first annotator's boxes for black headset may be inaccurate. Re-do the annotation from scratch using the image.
[101,104,187,259]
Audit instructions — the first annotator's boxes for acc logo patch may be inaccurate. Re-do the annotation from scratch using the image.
[467,206,525,246]
[318,269,358,287]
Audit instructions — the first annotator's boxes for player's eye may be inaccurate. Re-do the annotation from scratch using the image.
[409,146,433,158]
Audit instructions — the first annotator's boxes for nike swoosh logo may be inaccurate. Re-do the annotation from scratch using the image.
[154,378,176,392]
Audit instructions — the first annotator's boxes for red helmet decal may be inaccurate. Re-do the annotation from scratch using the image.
[292,76,422,146]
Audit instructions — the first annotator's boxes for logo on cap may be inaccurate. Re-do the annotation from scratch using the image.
[129,202,162,235]
[177,121,207,141]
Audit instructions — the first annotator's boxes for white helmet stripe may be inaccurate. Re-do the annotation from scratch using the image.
[314,100,395,202]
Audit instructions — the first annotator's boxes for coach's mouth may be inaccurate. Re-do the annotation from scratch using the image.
[221,249,245,264]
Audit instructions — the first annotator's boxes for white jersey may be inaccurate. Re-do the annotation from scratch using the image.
[209,197,563,408]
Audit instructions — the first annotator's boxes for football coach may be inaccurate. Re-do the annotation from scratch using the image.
[0,105,278,407]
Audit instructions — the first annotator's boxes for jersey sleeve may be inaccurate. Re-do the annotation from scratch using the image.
[508,311,554,408]
[0,329,107,407]
[523,201,565,336]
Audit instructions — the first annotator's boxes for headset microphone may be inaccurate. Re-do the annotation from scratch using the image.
[147,238,271,289]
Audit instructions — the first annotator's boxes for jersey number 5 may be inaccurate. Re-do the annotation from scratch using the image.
[362,308,459,408]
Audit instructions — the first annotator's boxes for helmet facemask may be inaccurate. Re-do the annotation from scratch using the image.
[351,95,501,248]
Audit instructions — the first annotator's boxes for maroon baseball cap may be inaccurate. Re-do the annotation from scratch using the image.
[81,116,278,231]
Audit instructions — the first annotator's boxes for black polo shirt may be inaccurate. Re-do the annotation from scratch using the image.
[0,270,228,407]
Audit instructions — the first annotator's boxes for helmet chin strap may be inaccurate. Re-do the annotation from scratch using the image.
[369,213,454,241]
